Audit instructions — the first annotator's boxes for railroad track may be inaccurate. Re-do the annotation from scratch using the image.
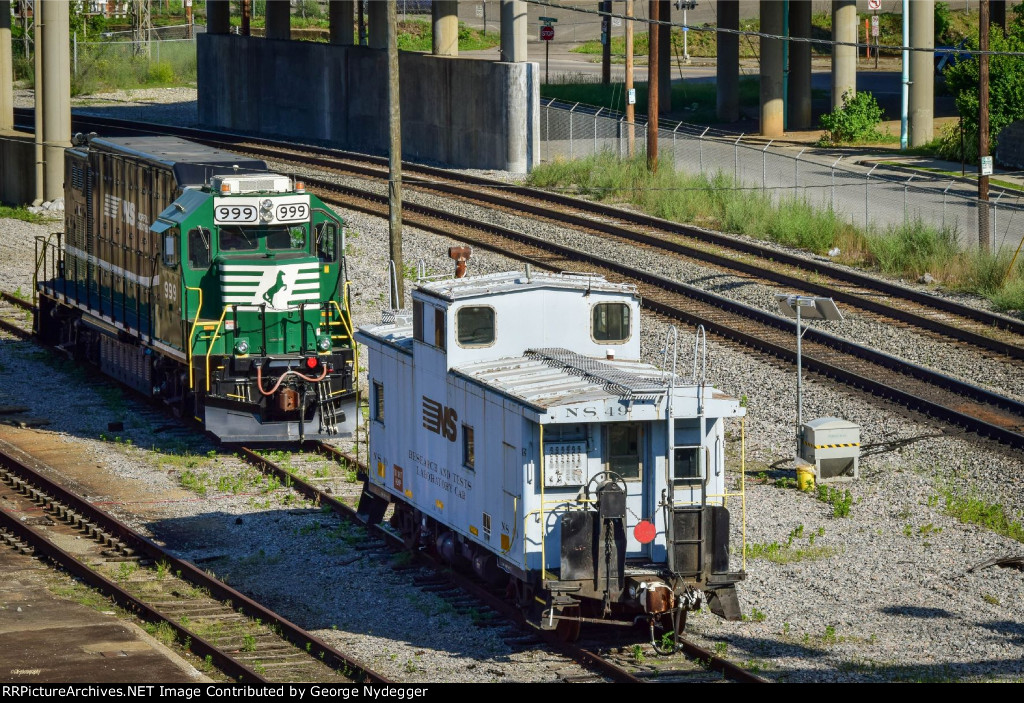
[22,112,1024,447]
[238,444,768,684]
[28,110,1024,362]
[0,439,390,684]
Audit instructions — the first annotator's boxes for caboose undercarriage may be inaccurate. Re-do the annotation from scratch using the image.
[360,476,743,648]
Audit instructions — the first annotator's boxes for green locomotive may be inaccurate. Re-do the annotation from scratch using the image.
[35,135,357,442]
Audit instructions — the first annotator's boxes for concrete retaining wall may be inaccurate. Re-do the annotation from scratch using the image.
[198,34,539,172]
[0,131,36,205]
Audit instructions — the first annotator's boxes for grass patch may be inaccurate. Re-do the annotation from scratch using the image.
[527,152,1024,314]
[0,205,53,223]
[934,488,1024,542]
[744,525,837,564]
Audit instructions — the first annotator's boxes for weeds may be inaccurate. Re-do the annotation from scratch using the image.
[630,644,646,663]
[180,470,210,496]
[242,633,257,652]
[935,488,1024,542]
[817,485,854,518]
[526,153,1024,313]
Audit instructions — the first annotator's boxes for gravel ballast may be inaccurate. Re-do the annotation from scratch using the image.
[0,89,1021,682]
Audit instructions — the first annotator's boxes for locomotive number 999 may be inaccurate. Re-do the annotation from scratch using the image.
[215,204,258,223]
[275,203,309,222]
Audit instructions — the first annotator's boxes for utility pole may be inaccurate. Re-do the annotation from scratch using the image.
[131,0,152,57]
[979,0,991,251]
[647,0,659,172]
[359,0,366,45]
[601,1,610,85]
[185,0,193,40]
[625,0,635,157]
[387,0,405,305]
[241,0,251,36]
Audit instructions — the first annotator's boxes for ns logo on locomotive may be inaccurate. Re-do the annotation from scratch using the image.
[356,263,748,649]
[34,135,357,442]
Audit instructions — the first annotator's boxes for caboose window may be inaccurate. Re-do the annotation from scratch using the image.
[267,225,306,251]
[434,308,446,350]
[456,306,495,347]
[606,423,641,480]
[592,303,631,343]
[673,447,701,482]
[187,227,211,269]
[373,381,384,423]
[413,300,424,342]
[463,425,475,470]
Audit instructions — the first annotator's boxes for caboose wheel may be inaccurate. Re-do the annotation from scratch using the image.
[554,605,581,643]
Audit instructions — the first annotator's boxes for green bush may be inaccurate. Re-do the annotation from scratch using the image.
[146,61,177,85]
[934,2,953,44]
[818,90,885,145]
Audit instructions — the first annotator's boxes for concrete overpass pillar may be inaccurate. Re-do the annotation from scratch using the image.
[500,1,527,62]
[432,0,459,56]
[40,0,70,202]
[910,0,934,146]
[659,0,671,111]
[760,0,783,137]
[330,1,355,45]
[0,0,12,132]
[831,0,856,109]
[368,0,387,49]
[207,0,231,35]
[789,0,812,130]
[716,0,739,122]
[265,0,291,40]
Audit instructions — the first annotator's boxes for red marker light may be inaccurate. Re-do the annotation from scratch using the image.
[634,520,657,545]
[305,357,318,369]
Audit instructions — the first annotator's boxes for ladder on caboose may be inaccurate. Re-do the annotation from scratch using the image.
[663,326,709,579]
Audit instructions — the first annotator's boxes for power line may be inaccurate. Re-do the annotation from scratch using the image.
[524,0,1024,57]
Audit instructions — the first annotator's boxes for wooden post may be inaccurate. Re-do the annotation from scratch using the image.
[387,0,405,303]
[979,0,991,251]
[626,0,635,157]
[647,0,659,172]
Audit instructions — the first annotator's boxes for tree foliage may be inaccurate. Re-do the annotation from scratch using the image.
[817,90,885,145]
[943,5,1024,156]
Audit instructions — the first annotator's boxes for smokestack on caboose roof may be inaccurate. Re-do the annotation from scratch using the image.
[449,246,472,278]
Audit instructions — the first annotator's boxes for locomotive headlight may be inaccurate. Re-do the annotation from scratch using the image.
[261,199,273,210]
[316,335,332,352]
[234,339,250,356]
[260,199,274,223]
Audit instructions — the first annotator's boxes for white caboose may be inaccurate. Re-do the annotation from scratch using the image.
[356,270,746,644]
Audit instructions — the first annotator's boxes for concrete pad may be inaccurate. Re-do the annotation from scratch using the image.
[0,548,210,683]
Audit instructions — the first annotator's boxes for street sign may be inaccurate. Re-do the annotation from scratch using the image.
[868,0,881,10]
[539,17,558,23]
[541,25,555,41]
[475,5,483,18]
[981,156,993,176]
[871,15,879,36]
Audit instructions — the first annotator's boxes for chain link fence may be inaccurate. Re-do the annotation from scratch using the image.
[540,98,1024,252]
[71,25,205,92]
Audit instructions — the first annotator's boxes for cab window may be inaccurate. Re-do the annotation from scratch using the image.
[267,225,307,251]
[219,226,258,252]
[188,227,211,269]
[316,222,338,262]
[456,306,495,347]
[593,303,631,343]
[162,227,179,267]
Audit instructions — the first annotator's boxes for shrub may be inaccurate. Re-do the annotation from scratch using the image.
[818,90,885,145]
[146,61,177,85]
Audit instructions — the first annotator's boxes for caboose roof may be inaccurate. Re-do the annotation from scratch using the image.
[452,348,741,419]
[415,271,636,304]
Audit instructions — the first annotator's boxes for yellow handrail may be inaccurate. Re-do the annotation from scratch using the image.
[184,285,204,389]
[204,305,233,392]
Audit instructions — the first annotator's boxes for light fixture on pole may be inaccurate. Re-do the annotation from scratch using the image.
[774,294,844,459]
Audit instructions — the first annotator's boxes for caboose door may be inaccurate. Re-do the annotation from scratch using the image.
[501,442,520,556]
